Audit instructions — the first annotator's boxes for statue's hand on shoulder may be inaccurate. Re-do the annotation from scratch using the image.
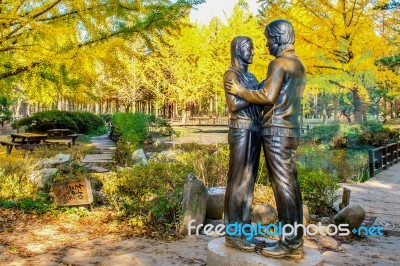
[225,80,245,98]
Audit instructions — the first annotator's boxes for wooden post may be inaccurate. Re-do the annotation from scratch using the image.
[339,187,351,210]
[368,149,375,177]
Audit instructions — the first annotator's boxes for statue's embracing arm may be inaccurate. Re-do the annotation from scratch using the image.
[226,60,284,106]
[224,71,251,112]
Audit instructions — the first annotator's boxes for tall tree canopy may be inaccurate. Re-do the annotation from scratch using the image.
[0,0,203,81]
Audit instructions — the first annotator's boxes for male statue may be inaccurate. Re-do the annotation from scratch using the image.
[226,19,306,259]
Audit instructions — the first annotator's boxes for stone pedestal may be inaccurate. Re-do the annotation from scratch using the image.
[207,238,323,266]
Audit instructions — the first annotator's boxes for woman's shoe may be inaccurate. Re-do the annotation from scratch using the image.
[225,236,256,251]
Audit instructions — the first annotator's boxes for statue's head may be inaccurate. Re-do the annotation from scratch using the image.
[265,19,295,57]
[230,36,254,69]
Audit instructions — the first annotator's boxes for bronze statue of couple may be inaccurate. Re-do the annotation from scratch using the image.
[224,19,306,259]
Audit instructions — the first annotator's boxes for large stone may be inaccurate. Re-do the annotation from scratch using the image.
[37,154,72,168]
[206,187,226,219]
[156,150,178,162]
[333,204,365,230]
[303,204,310,222]
[131,149,147,165]
[314,236,339,250]
[320,217,331,224]
[180,173,207,235]
[28,168,59,189]
[207,237,324,266]
[205,218,225,228]
[251,204,277,225]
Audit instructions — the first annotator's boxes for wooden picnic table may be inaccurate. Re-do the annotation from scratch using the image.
[11,133,48,144]
[1,133,50,158]
[47,129,80,145]
[47,129,73,136]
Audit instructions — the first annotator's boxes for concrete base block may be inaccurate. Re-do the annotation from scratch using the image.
[207,238,323,266]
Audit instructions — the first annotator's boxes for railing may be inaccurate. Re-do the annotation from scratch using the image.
[368,142,400,177]
[168,117,229,127]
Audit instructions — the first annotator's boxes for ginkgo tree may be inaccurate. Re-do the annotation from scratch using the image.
[0,0,203,98]
[259,0,399,122]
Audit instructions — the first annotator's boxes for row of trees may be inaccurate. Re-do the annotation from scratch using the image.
[1,0,399,123]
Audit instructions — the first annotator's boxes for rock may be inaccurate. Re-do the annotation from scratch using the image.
[80,163,108,173]
[37,154,72,168]
[28,168,59,189]
[251,204,277,225]
[315,235,339,250]
[93,190,109,205]
[334,204,365,230]
[156,150,178,162]
[203,219,225,238]
[131,149,147,165]
[320,217,331,224]
[338,244,352,251]
[303,204,310,225]
[310,214,318,221]
[153,140,162,147]
[204,218,224,227]
[116,166,132,171]
[180,173,207,235]
[206,187,225,219]
[304,238,319,250]
[145,152,154,159]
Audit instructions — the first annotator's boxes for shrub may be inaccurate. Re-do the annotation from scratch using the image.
[111,112,153,147]
[176,143,230,187]
[297,167,339,216]
[362,120,383,133]
[297,144,369,182]
[95,161,192,230]
[303,123,340,143]
[12,110,105,134]
[358,126,399,146]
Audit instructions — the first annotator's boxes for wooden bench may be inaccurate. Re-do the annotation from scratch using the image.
[0,141,21,156]
[45,139,72,148]
[67,134,82,145]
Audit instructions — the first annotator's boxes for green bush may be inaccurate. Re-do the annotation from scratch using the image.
[297,144,369,182]
[297,167,339,216]
[97,161,191,227]
[358,126,399,146]
[176,143,230,187]
[304,122,399,148]
[362,120,383,133]
[12,110,105,134]
[303,123,340,143]
[111,112,154,147]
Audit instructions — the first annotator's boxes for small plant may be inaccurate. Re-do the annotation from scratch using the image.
[297,167,339,216]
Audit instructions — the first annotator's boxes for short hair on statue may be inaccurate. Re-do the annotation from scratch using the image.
[265,19,295,45]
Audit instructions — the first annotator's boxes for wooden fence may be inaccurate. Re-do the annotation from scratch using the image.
[368,142,400,177]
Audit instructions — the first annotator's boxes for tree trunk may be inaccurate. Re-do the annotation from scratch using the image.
[313,94,318,119]
[215,93,219,117]
[382,97,387,122]
[333,95,338,122]
[352,87,363,123]
[300,104,304,127]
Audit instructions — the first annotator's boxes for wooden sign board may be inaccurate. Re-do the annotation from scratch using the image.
[52,178,93,206]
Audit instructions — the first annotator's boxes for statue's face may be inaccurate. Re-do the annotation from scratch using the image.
[238,41,254,64]
[266,35,279,57]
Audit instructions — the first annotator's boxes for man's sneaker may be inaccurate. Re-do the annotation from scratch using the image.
[261,241,303,259]
[225,236,256,251]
